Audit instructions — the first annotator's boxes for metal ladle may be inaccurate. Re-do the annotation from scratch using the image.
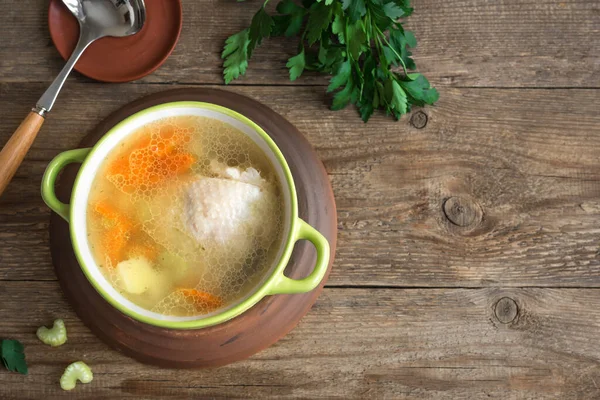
[0,0,146,196]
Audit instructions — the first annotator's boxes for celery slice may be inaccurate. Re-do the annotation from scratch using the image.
[36,319,67,347]
[60,361,93,391]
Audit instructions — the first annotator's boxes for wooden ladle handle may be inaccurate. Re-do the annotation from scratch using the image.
[0,111,45,196]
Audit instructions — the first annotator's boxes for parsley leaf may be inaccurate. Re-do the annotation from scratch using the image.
[330,61,358,110]
[383,2,405,20]
[399,74,440,105]
[222,29,250,84]
[248,7,275,56]
[306,1,333,44]
[356,53,377,121]
[286,49,306,81]
[388,28,416,70]
[370,0,401,31]
[346,21,367,60]
[332,78,356,110]
[1,340,28,375]
[271,15,288,37]
[332,12,345,43]
[385,78,407,115]
[275,0,307,37]
[381,45,396,68]
[313,37,344,73]
[391,0,413,16]
[328,59,352,92]
[323,47,345,73]
[342,0,367,23]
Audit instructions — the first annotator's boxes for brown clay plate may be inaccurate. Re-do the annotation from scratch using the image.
[49,88,337,368]
[48,0,182,83]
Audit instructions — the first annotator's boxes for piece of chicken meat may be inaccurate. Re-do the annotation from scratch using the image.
[184,166,275,246]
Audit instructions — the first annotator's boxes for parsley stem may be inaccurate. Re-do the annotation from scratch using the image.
[376,26,408,75]
[374,33,390,75]
[359,70,365,100]
[364,12,371,45]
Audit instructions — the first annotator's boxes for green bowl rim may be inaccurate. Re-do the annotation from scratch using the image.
[69,101,299,329]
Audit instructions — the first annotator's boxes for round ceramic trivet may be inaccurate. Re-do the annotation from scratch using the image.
[48,0,182,82]
[49,88,337,368]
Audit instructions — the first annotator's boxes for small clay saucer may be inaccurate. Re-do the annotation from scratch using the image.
[48,0,182,83]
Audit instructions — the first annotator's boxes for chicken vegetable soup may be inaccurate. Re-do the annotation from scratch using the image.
[86,116,284,316]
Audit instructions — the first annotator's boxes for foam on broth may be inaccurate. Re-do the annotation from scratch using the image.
[87,116,284,317]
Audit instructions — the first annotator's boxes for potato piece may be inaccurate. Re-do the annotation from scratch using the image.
[116,257,160,295]
[157,251,189,282]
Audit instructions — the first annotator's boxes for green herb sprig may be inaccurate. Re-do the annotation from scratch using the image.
[222,0,438,122]
[1,339,28,375]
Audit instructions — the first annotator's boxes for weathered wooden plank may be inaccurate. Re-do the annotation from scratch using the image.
[0,282,599,399]
[1,83,598,285]
[0,0,598,87]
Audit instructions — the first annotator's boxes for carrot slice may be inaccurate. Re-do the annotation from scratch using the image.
[107,135,151,175]
[103,226,128,267]
[94,201,134,266]
[94,201,133,231]
[94,200,118,219]
[177,289,223,312]
[107,131,196,192]
[107,156,130,177]
[172,153,196,174]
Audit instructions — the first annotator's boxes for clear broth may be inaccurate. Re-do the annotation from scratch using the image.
[87,116,284,316]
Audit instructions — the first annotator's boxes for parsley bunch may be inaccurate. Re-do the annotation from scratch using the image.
[222,0,438,122]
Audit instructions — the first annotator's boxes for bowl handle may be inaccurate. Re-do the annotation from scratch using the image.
[41,148,91,222]
[267,218,331,295]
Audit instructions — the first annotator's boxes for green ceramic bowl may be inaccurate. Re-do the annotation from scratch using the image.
[41,102,330,329]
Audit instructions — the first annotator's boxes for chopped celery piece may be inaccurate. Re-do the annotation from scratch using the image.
[60,361,93,391]
[36,319,67,347]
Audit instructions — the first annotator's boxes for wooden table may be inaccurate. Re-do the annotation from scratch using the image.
[0,0,598,398]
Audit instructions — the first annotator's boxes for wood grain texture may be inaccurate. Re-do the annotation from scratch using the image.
[0,0,599,397]
[0,282,600,399]
[0,83,598,286]
[0,111,44,197]
[0,0,597,87]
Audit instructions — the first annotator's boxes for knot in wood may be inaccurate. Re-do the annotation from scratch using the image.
[442,197,483,227]
[494,297,518,324]
[410,111,428,129]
